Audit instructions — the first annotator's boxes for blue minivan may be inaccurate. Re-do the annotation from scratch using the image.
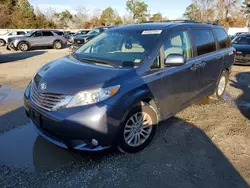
[24,21,235,153]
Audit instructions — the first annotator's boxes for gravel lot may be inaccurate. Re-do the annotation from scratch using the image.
[0,47,249,188]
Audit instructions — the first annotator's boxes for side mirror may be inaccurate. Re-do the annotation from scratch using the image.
[164,54,186,66]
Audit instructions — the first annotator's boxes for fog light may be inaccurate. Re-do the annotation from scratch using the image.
[91,139,98,146]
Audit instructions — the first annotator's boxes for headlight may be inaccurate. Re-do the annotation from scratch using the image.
[66,85,120,108]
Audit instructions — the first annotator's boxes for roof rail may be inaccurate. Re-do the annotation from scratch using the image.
[162,19,219,25]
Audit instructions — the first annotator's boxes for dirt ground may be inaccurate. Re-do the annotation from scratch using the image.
[0,47,249,188]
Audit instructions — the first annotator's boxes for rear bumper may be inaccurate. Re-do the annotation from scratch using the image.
[24,85,123,151]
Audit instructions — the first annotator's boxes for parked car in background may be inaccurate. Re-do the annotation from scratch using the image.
[0,31,27,46]
[70,26,114,51]
[7,30,67,51]
[230,32,249,41]
[68,29,90,43]
[24,20,234,153]
[232,34,250,65]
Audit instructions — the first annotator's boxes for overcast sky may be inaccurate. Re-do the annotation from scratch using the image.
[29,0,192,19]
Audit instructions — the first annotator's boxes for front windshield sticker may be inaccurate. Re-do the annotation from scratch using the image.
[142,30,162,35]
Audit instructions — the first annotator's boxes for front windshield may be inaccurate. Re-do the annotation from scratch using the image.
[232,36,250,45]
[25,31,34,36]
[74,29,162,68]
[88,28,101,35]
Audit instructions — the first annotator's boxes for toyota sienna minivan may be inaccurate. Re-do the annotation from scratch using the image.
[24,21,234,153]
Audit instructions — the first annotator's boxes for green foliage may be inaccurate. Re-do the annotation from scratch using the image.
[126,0,149,23]
[54,10,73,28]
[100,7,116,26]
[183,3,201,20]
[0,0,58,28]
[149,13,164,22]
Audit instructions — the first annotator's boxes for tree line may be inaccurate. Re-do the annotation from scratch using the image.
[1,0,250,29]
[183,0,250,28]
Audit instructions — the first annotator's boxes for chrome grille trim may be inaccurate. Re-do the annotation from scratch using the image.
[30,83,67,111]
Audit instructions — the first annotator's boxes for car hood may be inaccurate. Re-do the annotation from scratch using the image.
[9,36,28,41]
[232,44,250,53]
[33,55,134,95]
[73,34,96,40]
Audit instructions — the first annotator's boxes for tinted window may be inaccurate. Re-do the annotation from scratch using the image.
[54,31,64,36]
[42,31,54,36]
[31,31,42,37]
[164,30,192,60]
[192,29,216,56]
[232,36,250,45]
[214,28,231,49]
[17,31,25,35]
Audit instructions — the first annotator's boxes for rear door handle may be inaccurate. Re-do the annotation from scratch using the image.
[190,64,199,71]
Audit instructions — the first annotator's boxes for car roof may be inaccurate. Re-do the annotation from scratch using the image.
[237,33,250,37]
[110,22,225,32]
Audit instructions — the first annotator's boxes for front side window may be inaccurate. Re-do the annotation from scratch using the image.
[232,36,250,45]
[192,29,216,56]
[74,30,162,68]
[31,32,42,37]
[214,28,231,49]
[164,30,192,60]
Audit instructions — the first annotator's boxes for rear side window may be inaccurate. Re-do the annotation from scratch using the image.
[192,29,216,56]
[214,28,231,49]
[42,31,54,36]
[54,31,64,36]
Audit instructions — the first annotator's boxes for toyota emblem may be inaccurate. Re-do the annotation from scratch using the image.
[40,83,47,90]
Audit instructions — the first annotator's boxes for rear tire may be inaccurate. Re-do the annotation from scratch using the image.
[53,40,63,49]
[118,102,158,153]
[0,39,6,46]
[210,71,229,100]
[18,42,29,51]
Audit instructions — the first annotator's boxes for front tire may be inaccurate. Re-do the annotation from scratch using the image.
[18,42,29,51]
[210,71,229,100]
[0,39,6,46]
[118,102,158,153]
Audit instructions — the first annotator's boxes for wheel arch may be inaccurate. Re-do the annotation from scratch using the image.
[17,40,31,47]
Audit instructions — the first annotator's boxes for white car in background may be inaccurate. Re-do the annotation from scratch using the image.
[0,31,27,46]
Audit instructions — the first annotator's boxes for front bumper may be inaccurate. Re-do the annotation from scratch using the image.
[24,86,123,151]
[6,42,17,51]
[234,56,250,65]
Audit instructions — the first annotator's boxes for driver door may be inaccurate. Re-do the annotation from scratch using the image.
[29,31,43,46]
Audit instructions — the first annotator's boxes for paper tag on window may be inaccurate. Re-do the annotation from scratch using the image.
[142,30,162,35]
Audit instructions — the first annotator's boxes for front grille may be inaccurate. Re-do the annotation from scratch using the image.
[30,83,67,111]
[73,39,85,45]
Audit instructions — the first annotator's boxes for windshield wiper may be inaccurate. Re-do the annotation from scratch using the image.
[78,57,120,68]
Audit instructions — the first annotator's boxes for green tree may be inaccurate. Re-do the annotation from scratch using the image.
[115,15,123,25]
[53,10,73,28]
[149,13,164,22]
[126,0,149,23]
[242,0,250,26]
[100,7,116,26]
[183,3,201,20]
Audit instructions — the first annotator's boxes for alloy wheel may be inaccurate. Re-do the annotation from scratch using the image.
[123,112,153,147]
